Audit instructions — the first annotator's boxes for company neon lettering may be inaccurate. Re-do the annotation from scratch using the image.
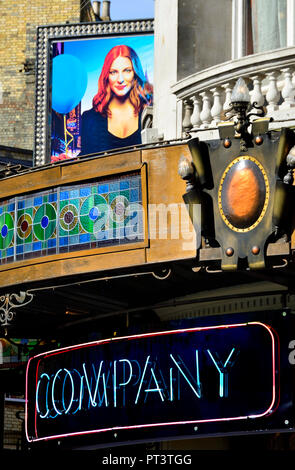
[35,348,238,419]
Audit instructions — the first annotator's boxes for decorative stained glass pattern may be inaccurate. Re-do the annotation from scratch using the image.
[0,172,143,265]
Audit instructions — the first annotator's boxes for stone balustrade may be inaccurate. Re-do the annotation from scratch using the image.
[171,47,295,138]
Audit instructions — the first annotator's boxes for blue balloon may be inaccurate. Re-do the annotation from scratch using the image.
[52,54,88,114]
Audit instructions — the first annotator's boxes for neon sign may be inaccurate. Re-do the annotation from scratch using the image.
[25,320,280,444]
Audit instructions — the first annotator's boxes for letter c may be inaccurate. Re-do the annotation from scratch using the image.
[36,373,50,419]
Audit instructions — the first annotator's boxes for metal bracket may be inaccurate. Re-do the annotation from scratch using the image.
[0,292,34,330]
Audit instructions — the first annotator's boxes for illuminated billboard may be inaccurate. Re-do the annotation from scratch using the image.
[34,20,154,166]
[25,311,295,448]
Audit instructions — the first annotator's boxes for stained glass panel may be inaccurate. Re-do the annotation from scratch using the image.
[0,172,143,265]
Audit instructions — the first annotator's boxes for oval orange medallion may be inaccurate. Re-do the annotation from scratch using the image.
[218,157,269,232]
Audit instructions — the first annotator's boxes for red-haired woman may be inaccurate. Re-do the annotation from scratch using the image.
[80,45,153,155]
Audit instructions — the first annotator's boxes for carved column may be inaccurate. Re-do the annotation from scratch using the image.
[222,82,234,118]
[266,71,280,113]
[200,91,212,128]
[250,74,265,107]
[280,67,295,109]
[210,87,223,125]
[191,95,202,129]
[182,99,193,135]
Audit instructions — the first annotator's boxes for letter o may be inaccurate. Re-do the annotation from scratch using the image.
[62,368,75,414]
[52,368,74,416]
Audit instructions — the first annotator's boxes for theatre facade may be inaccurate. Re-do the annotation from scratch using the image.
[1,0,295,452]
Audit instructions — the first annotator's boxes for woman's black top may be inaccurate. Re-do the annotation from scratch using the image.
[80,108,142,156]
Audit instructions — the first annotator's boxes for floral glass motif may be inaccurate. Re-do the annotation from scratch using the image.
[0,172,143,264]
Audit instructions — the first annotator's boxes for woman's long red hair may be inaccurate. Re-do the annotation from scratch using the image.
[92,45,153,117]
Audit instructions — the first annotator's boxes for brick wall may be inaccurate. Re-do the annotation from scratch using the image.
[3,400,24,450]
[0,0,95,151]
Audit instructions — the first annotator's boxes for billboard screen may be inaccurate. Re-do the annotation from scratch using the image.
[33,20,154,166]
[50,35,154,162]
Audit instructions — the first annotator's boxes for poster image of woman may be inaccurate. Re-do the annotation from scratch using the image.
[80,44,153,156]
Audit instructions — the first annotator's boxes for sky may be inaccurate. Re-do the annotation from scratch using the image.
[92,0,155,20]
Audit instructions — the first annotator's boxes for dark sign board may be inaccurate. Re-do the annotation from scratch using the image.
[25,311,295,448]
